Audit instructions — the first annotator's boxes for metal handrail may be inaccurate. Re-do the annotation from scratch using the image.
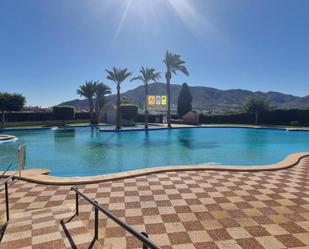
[71,187,161,249]
[0,173,16,186]
[0,173,17,222]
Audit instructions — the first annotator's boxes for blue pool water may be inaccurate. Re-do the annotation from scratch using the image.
[0,127,308,177]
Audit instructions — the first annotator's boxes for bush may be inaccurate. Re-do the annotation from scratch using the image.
[120,104,138,121]
[53,106,75,125]
[137,114,163,123]
[199,109,309,126]
[0,112,90,122]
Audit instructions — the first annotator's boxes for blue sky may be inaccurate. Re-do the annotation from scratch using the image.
[0,0,308,107]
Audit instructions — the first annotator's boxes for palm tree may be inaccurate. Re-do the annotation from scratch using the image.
[131,67,160,129]
[77,81,97,124]
[106,67,132,130]
[163,51,189,128]
[94,83,111,124]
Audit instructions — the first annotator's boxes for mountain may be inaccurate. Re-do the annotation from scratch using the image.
[61,83,309,113]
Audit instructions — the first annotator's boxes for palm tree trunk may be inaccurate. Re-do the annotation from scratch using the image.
[166,73,172,128]
[1,111,5,128]
[255,112,259,125]
[116,84,121,130]
[89,100,94,124]
[145,84,149,129]
[94,103,99,124]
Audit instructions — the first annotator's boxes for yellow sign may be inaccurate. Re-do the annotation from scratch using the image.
[161,96,167,105]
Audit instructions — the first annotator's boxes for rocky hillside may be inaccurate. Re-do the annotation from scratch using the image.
[61,83,309,112]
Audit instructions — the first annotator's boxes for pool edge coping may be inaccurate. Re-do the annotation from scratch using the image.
[2,152,309,186]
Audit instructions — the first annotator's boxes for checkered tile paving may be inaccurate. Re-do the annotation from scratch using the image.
[0,206,103,249]
[1,157,309,249]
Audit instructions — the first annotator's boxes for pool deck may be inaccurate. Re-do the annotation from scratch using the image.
[1,156,309,248]
[0,135,16,141]
[1,152,309,185]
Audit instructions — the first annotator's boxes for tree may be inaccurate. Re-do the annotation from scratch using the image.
[131,67,161,129]
[53,106,75,125]
[106,67,132,130]
[77,81,97,124]
[94,83,111,124]
[163,51,189,128]
[0,92,26,128]
[177,83,192,117]
[244,95,271,124]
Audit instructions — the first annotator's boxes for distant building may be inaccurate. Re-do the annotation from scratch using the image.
[102,105,117,124]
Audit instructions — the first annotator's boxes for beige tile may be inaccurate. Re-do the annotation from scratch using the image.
[216,239,243,249]
[164,222,186,233]
[262,224,289,235]
[188,230,211,242]
[256,236,285,249]
[227,227,252,239]
[32,232,62,245]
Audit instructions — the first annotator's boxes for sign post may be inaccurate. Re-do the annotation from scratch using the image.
[18,145,26,176]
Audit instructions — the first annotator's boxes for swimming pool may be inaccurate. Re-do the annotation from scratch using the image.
[0,127,308,177]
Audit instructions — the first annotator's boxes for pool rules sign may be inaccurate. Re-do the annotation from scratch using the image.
[147,95,167,111]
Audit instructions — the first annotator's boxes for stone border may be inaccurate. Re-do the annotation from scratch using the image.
[1,152,308,186]
[100,125,309,132]
[0,124,110,133]
[0,134,16,141]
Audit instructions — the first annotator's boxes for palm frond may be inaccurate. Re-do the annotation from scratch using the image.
[163,51,189,77]
[130,76,143,82]
[106,67,132,85]
[131,67,161,85]
[76,81,97,99]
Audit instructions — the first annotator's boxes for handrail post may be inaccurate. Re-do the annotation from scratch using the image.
[141,232,149,249]
[5,181,9,222]
[70,187,160,249]
[75,191,79,216]
[94,201,99,240]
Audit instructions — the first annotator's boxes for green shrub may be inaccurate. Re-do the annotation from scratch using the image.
[53,106,75,125]
[199,109,309,126]
[0,92,26,127]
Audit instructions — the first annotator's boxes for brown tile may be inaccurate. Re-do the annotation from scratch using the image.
[194,241,220,249]
[207,228,232,241]
[218,218,240,228]
[281,222,307,233]
[168,232,192,244]
[246,226,270,237]
[161,214,180,223]
[276,234,306,247]
[182,221,204,231]
[145,223,166,234]
[105,226,126,238]
[236,238,265,249]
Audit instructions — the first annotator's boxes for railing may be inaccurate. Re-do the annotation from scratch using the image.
[71,187,161,249]
[0,174,17,222]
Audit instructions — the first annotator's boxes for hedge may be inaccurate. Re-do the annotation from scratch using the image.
[137,114,163,123]
[199,109,309,125]
[0,112,90,122]
[53,106,75,124]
